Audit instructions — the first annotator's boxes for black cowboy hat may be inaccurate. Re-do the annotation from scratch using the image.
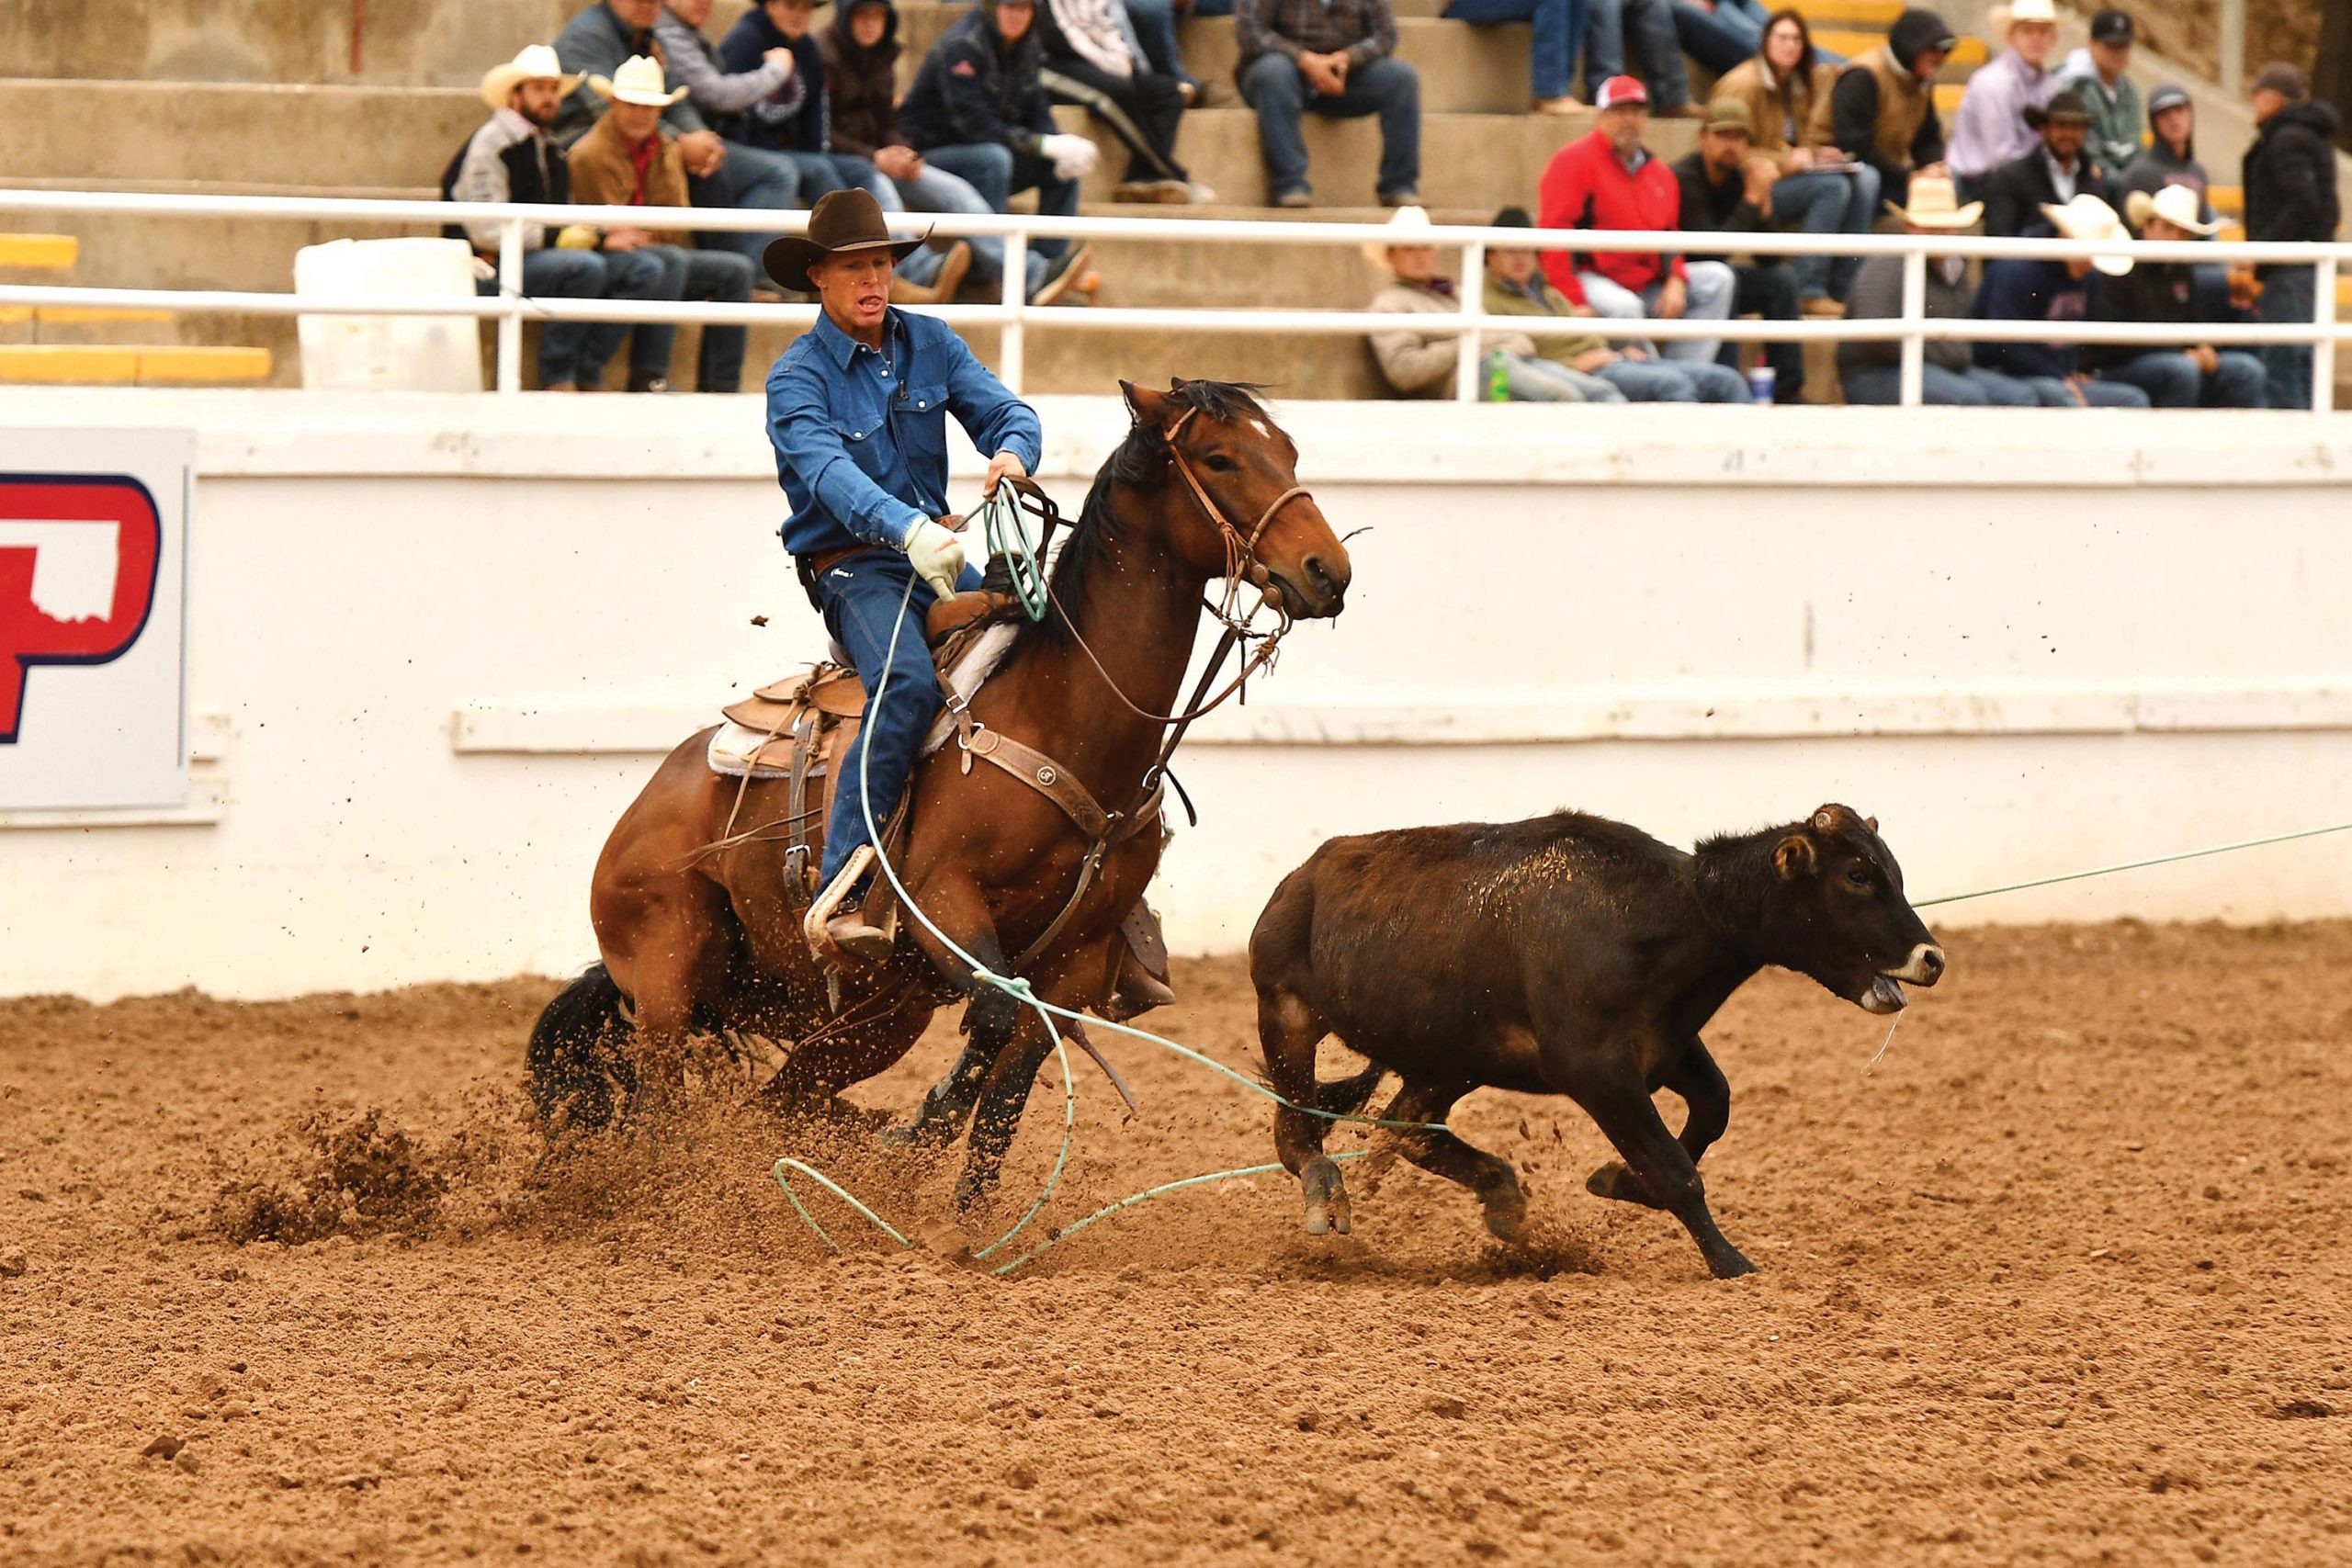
[762,188,926,292]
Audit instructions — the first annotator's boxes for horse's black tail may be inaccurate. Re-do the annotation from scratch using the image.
[527,964,636,1135]
[1315,1062,1387,1118]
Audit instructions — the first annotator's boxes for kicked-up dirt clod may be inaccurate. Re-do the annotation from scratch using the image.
[3,925,2350,1564]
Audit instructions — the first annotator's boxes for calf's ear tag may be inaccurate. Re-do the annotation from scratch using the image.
[1812,807,1838,832]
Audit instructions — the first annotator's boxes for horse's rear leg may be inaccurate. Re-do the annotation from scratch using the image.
[601,893,729,1125]
[1260,987,1351,1235]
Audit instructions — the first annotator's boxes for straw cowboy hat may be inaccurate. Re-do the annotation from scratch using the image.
[763,188,927,291]
[1987,0,2057,32]
[588,53,689,108]
[1363,204,1436,268]
[1884,175,1984,229]
[479,43,581,110]
[2039,193,2134,275]
[2126,184,2222,237]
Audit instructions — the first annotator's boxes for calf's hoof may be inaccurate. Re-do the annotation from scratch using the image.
[1585,1161,1666,1210]
[1300,1156,1351,1236]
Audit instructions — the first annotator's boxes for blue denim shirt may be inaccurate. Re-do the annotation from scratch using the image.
[766,309,1043,558]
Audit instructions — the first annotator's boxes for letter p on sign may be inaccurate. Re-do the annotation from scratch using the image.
[0,479,163,744]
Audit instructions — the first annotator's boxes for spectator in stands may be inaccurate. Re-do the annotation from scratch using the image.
[899,0,1099,301]
[567,55,756,391]
[1235,0,1421,207]
[2057,9,2139,179]
[825,0,1039,299]
[2243,62,2341,412]
[1481,207,1745,400]
[2120,84,2211,220]
[1037,0,1207,201]
[1672,97,1804,400]
[1442,0,1593,115]
[1366,208,1552,398]
[1668,0,1774,78]
[444,46,673,392]
[1539,76,1747,390]
[1979,89,2110,238]
[1839,175,2039,404]
[1830,6,1952,210]
[553,0,800,283]
[1583,0,1700,116]
[1944,0,2056,202]
[1969,195,2150,406]
[2087,186,2267,407]
[1124,0,1215,105]
[1716,9,1878,313]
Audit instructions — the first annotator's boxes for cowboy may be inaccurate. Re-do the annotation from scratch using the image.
[1978,86,2112,239]
[764,188,1042,958]
[442,45,673,391]
[1839,175,2040,405]
[2083,186,2266,408]
[1945,0,2058,201]
[566,54,757,391]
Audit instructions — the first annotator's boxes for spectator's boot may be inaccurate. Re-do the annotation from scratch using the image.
[1533,96,1586,113]
[887,243,973,307]
[1031,244,1096,306]
[627,370,673,394]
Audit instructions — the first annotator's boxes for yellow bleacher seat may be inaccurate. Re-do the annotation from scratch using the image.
[0,233,80,270]
[2209,186,2244,216]
[0,305,175,327]
[1787,0,1903,27]
[1815,28,1986,66]
[0,344,272,384]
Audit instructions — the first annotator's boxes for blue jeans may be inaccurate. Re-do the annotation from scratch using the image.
[1443,0,1589,102]
[885,162,1046,297]
[1489,350,1628,401]
[920,141,1079,262]
[1584,0,1689,107]
[1669,0,1768,73]
[689,141,802,284]
[1597,353,1739,400]
[1575,261,1739,366]
[1842,362,2039,405]
[2256,265,2315,411]
[1125,0,1200,90]
[489,247,670,387]
[1238,52,1421,201]
[1771,165,1879,301]
[2017,374,2151,407]
[814,549,984,885]
[2098,349,2267,409]
[632,244,752,391]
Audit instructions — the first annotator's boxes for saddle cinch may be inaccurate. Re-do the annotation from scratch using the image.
[705,586,1176,1019]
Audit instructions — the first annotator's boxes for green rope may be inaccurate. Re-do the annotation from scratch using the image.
[976,484,1050,623]
[1913,818,2352,908]
[987,1152,1365,1277]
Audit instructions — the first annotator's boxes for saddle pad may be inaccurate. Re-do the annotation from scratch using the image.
[704,622,1020,782]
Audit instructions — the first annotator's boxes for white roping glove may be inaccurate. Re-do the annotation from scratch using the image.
[903,517,967,602]
[1038,132,1101,182]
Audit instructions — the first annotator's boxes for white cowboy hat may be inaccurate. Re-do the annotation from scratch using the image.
[2038,193,2134,275]
[588,54,689,108]
[479,43,582,110]
[1884,175,1984,230]
[1988,0,2057,31]
[1363,204,1436,269]
[2125,184,2222,237]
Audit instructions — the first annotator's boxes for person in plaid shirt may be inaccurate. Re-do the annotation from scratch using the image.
[1236,0,1420,207]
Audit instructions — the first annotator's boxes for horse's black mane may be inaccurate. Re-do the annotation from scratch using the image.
[1011,379,1272,652]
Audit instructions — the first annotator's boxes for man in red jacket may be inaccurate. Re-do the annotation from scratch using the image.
[1536,74,1741,378]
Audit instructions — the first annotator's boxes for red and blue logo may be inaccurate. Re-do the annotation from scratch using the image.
[0,476,164,744]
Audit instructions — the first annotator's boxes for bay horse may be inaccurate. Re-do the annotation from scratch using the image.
[528,379,1352,1209]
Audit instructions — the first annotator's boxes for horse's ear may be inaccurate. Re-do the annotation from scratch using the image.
[1122,379,1171,428]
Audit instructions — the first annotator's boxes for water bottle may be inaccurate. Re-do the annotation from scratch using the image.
[1485,352,1510,403]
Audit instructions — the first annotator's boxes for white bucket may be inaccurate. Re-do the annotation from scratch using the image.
[293,237,484,393]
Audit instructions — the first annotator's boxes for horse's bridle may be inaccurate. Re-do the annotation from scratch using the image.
[1161,405,1316,633]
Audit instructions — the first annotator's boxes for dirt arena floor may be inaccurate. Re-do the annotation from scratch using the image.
[5,922,2350,1565]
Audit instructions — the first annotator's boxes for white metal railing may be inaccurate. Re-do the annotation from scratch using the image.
[1,186,2346,410]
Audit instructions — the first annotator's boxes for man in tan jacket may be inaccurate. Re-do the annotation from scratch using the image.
[569,54,756,391]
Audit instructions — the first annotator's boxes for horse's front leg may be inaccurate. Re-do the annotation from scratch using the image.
[884,874,1020,1148]
[953,940,1120,1213]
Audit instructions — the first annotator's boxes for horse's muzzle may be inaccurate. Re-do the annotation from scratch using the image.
[1271,551,1350,618]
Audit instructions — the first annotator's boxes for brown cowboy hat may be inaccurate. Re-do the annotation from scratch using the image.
[762,188,927,291]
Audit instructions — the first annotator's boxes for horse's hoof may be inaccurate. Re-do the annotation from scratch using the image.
[951,1172,993,1215]
[1708,1248,1758,1280]
[1483,1196,1529,1242]
[1585,1161,1661,1209]
[1300,1157,1351,1237]
[876,1117,958,1153]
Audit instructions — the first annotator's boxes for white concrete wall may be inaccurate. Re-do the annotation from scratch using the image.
[5,389,2352,1000]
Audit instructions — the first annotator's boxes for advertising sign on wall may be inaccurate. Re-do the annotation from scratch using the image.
[0,430,193,811]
